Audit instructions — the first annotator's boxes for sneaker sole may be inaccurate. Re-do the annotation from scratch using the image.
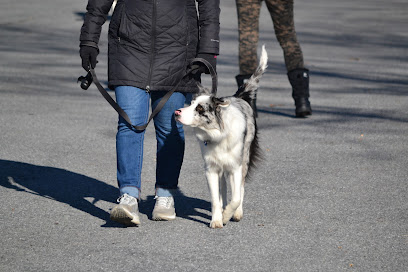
[152,213,176,221]
[110,206,140,226]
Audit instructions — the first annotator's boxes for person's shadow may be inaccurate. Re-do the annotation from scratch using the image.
[0,160,211,227]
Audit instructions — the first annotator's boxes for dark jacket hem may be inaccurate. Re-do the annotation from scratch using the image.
[108,80,199,93]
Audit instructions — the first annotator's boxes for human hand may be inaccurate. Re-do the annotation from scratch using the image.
[79,46,99,71]
[191,53,217,75]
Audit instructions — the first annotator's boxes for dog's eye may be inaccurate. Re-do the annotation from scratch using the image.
[195,104,205,114]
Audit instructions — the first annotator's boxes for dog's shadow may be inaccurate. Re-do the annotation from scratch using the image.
[0,160,211,227]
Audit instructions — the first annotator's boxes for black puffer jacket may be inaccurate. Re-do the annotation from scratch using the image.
[80,0,220,92]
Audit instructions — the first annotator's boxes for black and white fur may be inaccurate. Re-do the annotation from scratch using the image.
[175,46,267,228]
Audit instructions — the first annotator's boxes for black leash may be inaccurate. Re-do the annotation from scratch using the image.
[86,58,217,131]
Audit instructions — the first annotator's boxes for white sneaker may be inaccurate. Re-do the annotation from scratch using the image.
[110,194,140,226]
[152,196,176,221]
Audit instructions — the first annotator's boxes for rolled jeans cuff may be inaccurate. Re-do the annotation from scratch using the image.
[120,186,140,199]
[156,187,178,197]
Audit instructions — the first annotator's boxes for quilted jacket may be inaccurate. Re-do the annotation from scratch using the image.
[80,0,220,92]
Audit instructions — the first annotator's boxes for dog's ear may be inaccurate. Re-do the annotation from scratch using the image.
[213,97,230,108]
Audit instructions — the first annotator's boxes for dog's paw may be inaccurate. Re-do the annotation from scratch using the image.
[222,209,234,224]
[209,220,223,229]
[222,217,230,225]
[232,210,243,222]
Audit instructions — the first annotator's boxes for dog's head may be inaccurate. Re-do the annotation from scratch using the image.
[175,85,230,130]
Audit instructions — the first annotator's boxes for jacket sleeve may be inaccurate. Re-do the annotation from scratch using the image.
[196,0,220,55]
[79,0,114,49]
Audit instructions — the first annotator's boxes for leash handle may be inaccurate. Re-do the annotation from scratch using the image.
[190,57,217,94]
[88,58,217,131]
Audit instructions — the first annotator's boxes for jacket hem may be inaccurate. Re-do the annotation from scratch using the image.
[108,80,199,93]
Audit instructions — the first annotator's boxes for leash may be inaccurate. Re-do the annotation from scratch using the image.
[87,58,217,131]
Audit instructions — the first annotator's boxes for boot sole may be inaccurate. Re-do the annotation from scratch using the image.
[296,110,312,118]
[295,105,312,118]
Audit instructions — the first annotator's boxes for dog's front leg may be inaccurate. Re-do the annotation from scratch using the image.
[206,171,223,228]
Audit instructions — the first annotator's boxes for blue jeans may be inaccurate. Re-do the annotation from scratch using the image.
[115,86,186,199]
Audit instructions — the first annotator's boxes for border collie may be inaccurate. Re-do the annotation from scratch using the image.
[175,46,267,228]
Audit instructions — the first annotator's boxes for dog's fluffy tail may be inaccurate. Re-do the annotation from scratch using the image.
[234,45,268,103]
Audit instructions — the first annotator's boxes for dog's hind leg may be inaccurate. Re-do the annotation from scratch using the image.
[220,174,227,211]
[207,171,223,228]
[232,183,244,222]
[222,167,243,224]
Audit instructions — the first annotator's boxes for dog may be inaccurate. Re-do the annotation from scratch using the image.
[175,45,267,228]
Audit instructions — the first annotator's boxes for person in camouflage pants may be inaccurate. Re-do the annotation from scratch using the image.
[235,0,312,117]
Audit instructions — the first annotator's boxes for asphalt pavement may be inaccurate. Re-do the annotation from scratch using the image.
[0,0,407,271]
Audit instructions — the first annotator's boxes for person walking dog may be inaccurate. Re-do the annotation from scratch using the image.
[79,0,220,226]
[235,0,311,117]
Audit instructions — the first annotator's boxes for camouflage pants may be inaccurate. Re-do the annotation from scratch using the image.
[236,0,304,74]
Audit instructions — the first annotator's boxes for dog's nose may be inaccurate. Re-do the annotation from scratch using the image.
[175,109,181,116]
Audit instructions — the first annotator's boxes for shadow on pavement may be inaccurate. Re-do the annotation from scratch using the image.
[73,11,112,21]
[0,159,117,226]
[256,103,408,124]
[138,194,211,226]
[0,160,211,227]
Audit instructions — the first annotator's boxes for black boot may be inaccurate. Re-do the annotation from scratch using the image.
[287,68,312,117]
[236,74,258,117]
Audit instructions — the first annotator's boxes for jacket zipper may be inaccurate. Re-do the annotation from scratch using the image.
[146,0,157,92]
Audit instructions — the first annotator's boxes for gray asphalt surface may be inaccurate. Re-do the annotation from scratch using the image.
[1,0,407,271]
